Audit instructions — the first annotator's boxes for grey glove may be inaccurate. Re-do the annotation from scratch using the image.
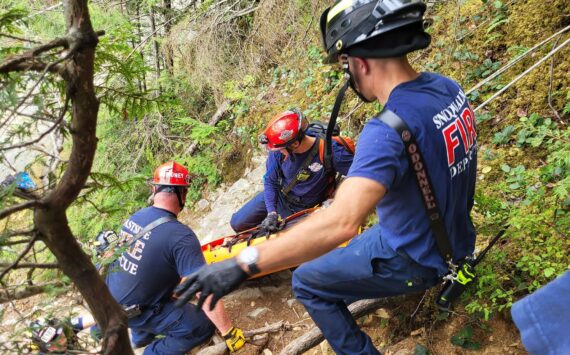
[260,212,282,234]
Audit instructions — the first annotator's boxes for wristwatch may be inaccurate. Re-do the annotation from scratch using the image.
[237,246,261,276]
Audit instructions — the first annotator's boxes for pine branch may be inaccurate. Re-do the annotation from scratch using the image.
[0,234,38,281]
[0,201,41,221]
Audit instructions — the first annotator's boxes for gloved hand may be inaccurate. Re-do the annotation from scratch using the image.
[260,212,282,234]
[223,326,246,352]
[174,258,248,310]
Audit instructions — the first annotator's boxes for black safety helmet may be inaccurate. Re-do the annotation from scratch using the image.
[320,0,430,63]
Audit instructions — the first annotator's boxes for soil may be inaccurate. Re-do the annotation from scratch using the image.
[1,268,527,355]
[192,270,527,355]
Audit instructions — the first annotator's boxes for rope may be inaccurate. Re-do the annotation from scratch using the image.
[467,24,570,95]
[474,36,570,112]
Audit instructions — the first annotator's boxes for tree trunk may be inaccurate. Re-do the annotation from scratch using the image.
[136,3,147,92]
[162,0,174,73]
[33,1,132,354]
[150,6,162,94]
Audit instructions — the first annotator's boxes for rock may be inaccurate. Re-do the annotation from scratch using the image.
[287,299,298,308]
[253,334,269,342]
[293,326,302,331]
[393,350,412,355]
[263,349,273,355]
[260,285,290,295]
[248,307,270,319]
[410,328,424,336]
[251,333,269,346]
[225,287,263,301]
[196,199,210,211]
[376,308,390,319]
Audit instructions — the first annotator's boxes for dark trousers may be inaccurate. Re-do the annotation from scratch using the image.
[230,192,305,233]
[130,302,214,355]
[292,224,440,355]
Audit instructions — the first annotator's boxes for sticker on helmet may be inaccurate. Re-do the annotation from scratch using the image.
[308,162,323,172]
[279,129,293,141]
[40,326,57,343]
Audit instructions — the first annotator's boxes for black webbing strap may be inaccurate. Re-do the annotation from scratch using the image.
[324,79,350,175]
[281,137,322,196]
[100,215,176,275]
[124,215,176,250]
[377,109,453,263]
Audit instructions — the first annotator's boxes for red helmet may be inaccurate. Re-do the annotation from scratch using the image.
[259,109,308,151]
[152,161,191,187]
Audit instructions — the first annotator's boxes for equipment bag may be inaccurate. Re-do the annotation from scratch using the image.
[279,122,355,197]
[307,121,355,175]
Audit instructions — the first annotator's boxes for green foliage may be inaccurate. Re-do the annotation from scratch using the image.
[450,325,481,350]
[469,110,570,316]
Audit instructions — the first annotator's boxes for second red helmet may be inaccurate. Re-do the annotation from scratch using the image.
[152,161,191,187]
[259,109,309,151]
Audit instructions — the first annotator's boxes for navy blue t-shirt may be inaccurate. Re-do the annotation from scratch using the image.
[106,206,204,306]
[264,139,354,212]
[348,72,477,275]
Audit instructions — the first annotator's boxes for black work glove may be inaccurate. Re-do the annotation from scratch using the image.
[260,212,282,234]
[174,258,248,310]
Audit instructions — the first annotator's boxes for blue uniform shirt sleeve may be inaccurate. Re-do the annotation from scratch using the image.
[172,231,206,277]
[511,270,570,355]
[347,120,406,190]
[331,140,354,176]
[263,152,281,213]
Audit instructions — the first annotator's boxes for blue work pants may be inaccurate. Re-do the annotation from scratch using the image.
[230,192,304,232]
[511,270,570,354]
[130,301,214,355]
[292,224,439,355]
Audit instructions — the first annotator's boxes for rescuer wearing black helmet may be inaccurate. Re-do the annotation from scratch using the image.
[174,1,478,353]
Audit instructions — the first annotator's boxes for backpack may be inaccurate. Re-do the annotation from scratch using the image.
[279,122,355,198]
[306,121,355,174]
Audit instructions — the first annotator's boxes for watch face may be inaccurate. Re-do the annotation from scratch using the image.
[239,247,259,265]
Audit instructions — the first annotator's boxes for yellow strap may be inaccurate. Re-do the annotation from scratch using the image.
[327,0,355,23]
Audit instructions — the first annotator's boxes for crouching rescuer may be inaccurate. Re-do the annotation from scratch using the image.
[105,161,244,354]
[230,109,354,233]
[173,0,478,354]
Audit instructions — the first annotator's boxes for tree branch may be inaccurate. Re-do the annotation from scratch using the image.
[0,281,65,304]
[0,32,41,44]
[0,95,70,152]
[0,201,41,221]
[0,234,38,280]
[0,30,105,74]
[0,239,33,247]
[0,37,69,73]
[0,262,59,269]
[0,228,35,238]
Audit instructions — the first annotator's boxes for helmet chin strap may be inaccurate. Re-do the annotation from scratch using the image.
[175,187,185,209]
[286,147,296,162]
[323,57,374,171]
[344,60,374,103]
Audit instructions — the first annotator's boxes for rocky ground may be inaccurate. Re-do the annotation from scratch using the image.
[0,154,527,354]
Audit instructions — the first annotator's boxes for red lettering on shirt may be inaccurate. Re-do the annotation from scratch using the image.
[454,118,469,154]
[443,122,459,166]
[460,108,477,148]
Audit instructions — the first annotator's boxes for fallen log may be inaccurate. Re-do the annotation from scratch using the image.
[185,99,231,155]
[279,295,409,355]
